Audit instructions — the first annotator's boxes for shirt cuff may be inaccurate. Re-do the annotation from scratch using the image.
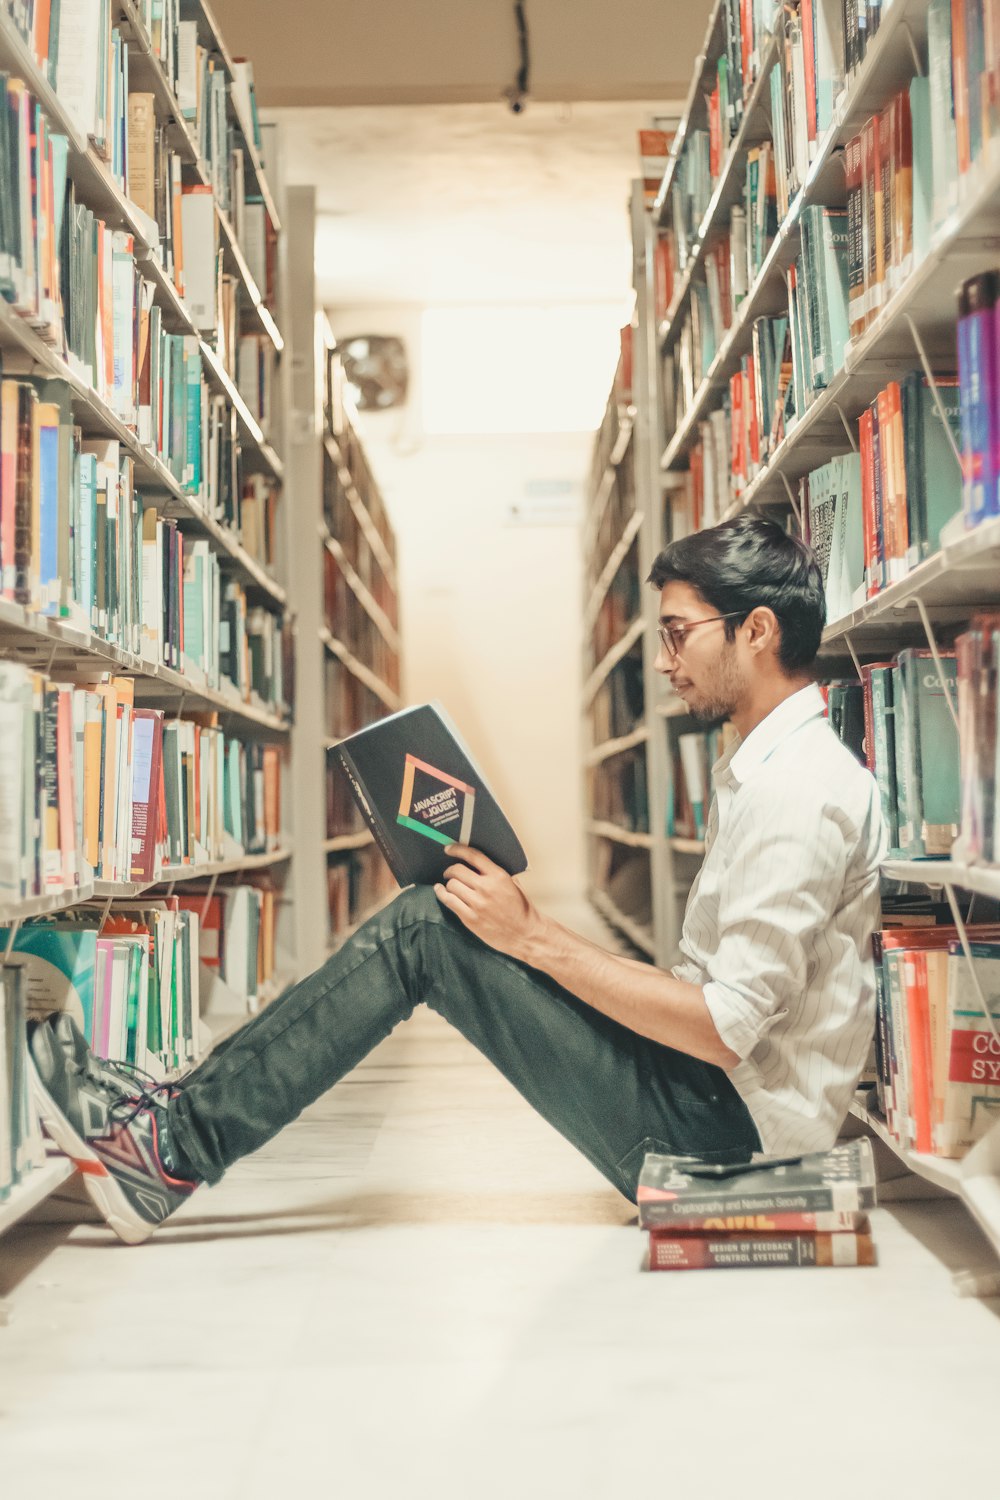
[702,979,764,1062]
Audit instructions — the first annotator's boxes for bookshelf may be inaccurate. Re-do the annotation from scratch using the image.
[286,187,402,976]
[0,1,296,1237]
[620,0,1000,1269]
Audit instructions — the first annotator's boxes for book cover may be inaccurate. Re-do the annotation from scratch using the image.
[646,1230,876,1269]
[636,1139,878,1219]
[336,703,527,888]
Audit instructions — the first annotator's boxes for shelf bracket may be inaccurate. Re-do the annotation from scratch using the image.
[902,22,924,77]
[44,643,58,678]
[942,880,1000,1050]
[779,471,803,530]
[99,895,113,930]
[834,403,859,453]
[174,692,186,722]
[904,314,962,469]
[844,631,865,684]
[914,594,961,733]
[3,918,21,963]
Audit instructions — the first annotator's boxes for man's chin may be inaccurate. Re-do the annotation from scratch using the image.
[687,699,728,725]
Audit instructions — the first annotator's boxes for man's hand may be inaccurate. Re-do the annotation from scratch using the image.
[434,844,542,960]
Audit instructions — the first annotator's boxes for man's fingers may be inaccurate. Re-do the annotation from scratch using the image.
[445,843,493,873]
[442,862,482,887]
[434,882,475,919]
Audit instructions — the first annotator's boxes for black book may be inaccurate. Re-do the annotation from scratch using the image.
[637,1139,878,1223]
[335,702,527,887]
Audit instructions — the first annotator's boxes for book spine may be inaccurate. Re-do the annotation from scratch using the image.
[647,1231,876,1269]
[336,746,408,888]
[639,1205,868,1231]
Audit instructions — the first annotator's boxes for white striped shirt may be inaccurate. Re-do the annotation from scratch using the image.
[674,683,886,1154]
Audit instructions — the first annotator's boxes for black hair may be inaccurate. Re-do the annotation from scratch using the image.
[646,511,825,671]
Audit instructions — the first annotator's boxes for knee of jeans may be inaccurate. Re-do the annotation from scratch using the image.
[391,884,445,926]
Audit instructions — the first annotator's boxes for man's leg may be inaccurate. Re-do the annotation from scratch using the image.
[170,885,759,1200]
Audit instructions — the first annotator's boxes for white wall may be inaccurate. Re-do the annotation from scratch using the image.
[331,305,598,902]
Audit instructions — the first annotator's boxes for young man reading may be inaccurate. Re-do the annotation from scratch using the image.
[30,514,885,1244]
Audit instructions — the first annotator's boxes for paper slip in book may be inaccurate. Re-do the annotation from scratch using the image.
[334,703,527,888]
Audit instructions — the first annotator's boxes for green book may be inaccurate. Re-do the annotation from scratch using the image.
[0,927,97,1043]
[895,649,960,856]
[910,75,933,262]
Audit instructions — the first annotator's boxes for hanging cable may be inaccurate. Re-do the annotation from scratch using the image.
[505,1,531,113]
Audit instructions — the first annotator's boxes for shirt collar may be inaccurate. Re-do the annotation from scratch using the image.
[716,683,826,787]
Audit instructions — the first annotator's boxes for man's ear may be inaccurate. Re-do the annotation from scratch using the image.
[744,606,781,656]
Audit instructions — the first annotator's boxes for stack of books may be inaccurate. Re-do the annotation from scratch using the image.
[638,1139,878,1271]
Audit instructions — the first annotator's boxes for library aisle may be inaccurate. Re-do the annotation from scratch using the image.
[1,901,999,1499]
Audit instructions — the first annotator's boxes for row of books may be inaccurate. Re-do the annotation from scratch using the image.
[589,454,636,578]
[638,1141,877,1271]
[865,650,957,858]
[0,376,289,706]
[590,753,649,835]
[0,661,283,900]
[195,881,280,1008]
[0,960,46,1203]
[331,415,398,571]
[664,7,1000,475]
[324,656,392,744]
[871,919,1000,1157]
[323,547,399,692]
[10,0,275,297]
[325,762,368,841]
[327,845,394,943]
[668,724,737,838]
[0,66,274,434]
[592,545,642,667]
[591,840,653,931]
[324,461,398,628]
[590,651,645,745]
[3,903,202,1077]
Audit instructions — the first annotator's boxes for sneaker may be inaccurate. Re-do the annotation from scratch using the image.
[28,1015,198,1246]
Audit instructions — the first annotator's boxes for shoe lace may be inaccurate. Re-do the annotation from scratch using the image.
[109,1080,179,1129]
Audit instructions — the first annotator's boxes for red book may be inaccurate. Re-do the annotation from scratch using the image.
[740,0,753,86]
[801,0,818,145]
[654,235,675,323]
[746,353,760,470]
[708,84,722,179]
[904,948,934,1154]
[647,1231,877,1270]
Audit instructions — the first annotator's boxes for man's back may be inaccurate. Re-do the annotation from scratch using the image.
[676,684,886,1154]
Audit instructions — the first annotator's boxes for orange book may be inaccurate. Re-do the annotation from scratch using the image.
[33,0,52,67]
[903,948,934,1154]
[801,0,818,146]
[858,407,878,597]
[888,379,908,575]
[82,690,103,872]
[876,387,895,582]
[952,0,971,174]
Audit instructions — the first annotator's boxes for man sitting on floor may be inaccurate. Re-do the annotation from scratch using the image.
[29,513,885,1244]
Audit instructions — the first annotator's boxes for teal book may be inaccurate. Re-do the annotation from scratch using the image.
[895,649,960,856]
[909,76,933,263]
[0,927,98,1044]
[901,371,962,564]
[866,664,899,849]
[184,339,202,495]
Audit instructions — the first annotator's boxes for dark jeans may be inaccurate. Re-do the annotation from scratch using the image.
[169,886,760,1201]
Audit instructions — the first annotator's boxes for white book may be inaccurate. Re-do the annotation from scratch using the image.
[176,21,200,120]
[55,0,103,141]
[180,190,218,332]
[0,666,28,899]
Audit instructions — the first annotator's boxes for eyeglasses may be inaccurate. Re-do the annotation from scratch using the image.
[655,611,748,657]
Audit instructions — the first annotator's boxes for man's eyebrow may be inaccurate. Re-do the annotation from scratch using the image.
[659,613,684,625]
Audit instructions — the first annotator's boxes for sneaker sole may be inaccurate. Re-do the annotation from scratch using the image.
[29,1061,157,1246]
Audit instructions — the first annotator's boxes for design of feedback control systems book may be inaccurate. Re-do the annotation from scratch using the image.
[334,703,528,887]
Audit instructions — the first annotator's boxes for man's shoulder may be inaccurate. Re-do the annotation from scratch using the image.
[748,716,879,824]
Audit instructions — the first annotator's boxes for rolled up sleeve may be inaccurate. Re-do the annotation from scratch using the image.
[701,800,848,1062]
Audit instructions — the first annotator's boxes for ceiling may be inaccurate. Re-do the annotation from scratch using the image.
[211,0,707,107]
[268,101,679,308]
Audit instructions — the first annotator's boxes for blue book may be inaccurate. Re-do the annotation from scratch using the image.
[0,928,98,1044]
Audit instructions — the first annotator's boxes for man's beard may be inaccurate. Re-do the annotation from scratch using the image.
[683,649,744,725]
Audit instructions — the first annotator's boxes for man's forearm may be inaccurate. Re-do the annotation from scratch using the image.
[513,914,741,1071]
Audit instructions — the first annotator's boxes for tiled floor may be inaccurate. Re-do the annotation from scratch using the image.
[2,900,1000,1498]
